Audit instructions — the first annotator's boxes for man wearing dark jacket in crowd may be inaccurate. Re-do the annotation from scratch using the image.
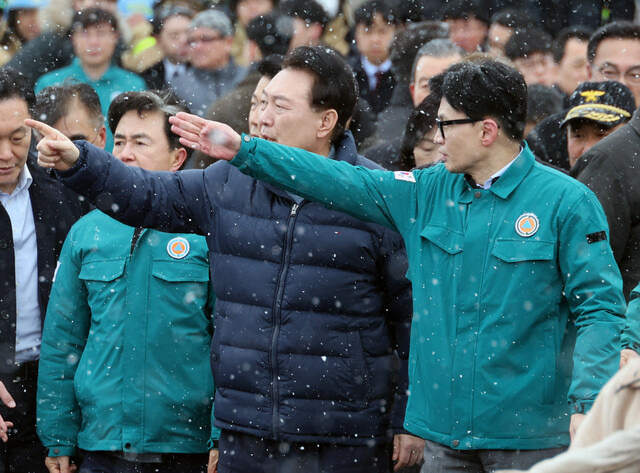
[29,46,420,473]
[571,106,640,305]
[0,68,87,473]
[348,1,398,115]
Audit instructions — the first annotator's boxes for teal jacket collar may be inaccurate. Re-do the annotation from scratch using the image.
[457,142,534,204]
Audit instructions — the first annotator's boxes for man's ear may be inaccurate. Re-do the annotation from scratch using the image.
[96,125,107,150]
[317,109,338,140]
[170,147,188,171]
[480,118,500,146]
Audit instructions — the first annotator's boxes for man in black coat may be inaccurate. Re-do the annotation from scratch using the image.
[0,68,87,473]
[571,107,640,304]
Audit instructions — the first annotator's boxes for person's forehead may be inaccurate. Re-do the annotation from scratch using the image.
[0,97,30,119]
[254,76,271,94]
[568,119,609,131]
[189,25,221,36]
[415,55,460,80]
[74,22,116,33]
[594,38,640,65]
[265,68,313,99]
[437,98,460,116]
[357,14,394,28]
[116,109,166,134]
[162,14,191,31]
[516,50,552,61]
[489,23,511,38]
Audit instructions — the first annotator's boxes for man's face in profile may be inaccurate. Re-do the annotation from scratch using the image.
[0,98,32,195]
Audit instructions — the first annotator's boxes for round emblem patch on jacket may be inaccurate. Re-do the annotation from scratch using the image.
[167,237,190,259]
[515,213,539,237]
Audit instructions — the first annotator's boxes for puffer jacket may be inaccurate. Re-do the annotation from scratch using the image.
[57,131,413,445]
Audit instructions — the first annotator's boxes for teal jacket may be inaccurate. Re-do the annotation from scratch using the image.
[624,284,640,352]
[37,210,216,457]
[231,137,626,450]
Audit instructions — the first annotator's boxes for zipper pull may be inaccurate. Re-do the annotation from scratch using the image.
[291,203,299,216]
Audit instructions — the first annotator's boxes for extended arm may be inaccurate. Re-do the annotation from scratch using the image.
[26,120,211,234]
[168,112,422,233]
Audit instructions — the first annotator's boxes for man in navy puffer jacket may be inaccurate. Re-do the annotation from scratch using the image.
[30,46,420,472]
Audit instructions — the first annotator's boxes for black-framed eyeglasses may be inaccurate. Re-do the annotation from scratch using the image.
[435,118,481,140]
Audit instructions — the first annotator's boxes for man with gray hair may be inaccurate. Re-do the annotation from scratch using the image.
[373,22,450,143]
[171,9,247,117]
[409,38,464,107]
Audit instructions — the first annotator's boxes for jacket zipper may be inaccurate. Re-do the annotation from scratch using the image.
[270,201,301,438]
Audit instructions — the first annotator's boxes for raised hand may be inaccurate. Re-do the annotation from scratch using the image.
[24,119,80,171]
[169,112,242,162]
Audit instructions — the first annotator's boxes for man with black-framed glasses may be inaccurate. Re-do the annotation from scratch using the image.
[434,117,480,140]
[153,58,627,473]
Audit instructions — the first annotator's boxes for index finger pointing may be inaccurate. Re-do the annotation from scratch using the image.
[24,118,60,138]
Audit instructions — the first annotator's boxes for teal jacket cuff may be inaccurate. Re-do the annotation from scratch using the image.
[46,445,76,457]
[231,134,255,169]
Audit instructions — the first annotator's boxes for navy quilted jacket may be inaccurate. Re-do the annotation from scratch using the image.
[59,132,413,445]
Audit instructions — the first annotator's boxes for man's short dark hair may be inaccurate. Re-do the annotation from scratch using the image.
[151,5,195,36]
[504,28,553,60]
[388,21,450,85]
[587,21,640,64]
[36,83,103,131]
[107,90,191,157]
[258,54,285,79]
[0,67,35,116]
[278,0,329,29]
[526,84,564,123]
[71,8,119,34]
[441,0,490,26]
[247,12,293,56]
[552,25,592,63]
[490,8,534,29]
[440,60,528,141]
[354,0,399,27]
[282,46,357,143]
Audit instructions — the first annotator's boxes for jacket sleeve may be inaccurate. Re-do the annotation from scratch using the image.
[378,228,413,433]
[36,225,92,457]
[575,147,630,265]
[55,141,222,235]
[558,191,626,414]
[231,135,423,234]
[622,284,640,352]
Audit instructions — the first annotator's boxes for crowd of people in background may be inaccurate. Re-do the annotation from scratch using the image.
[3,0,640,472]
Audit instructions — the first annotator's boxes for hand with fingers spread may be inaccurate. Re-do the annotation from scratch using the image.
[392,433,425,471]
[168,112,242,162]
[0,381,15,443]
[24,119,80,171]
